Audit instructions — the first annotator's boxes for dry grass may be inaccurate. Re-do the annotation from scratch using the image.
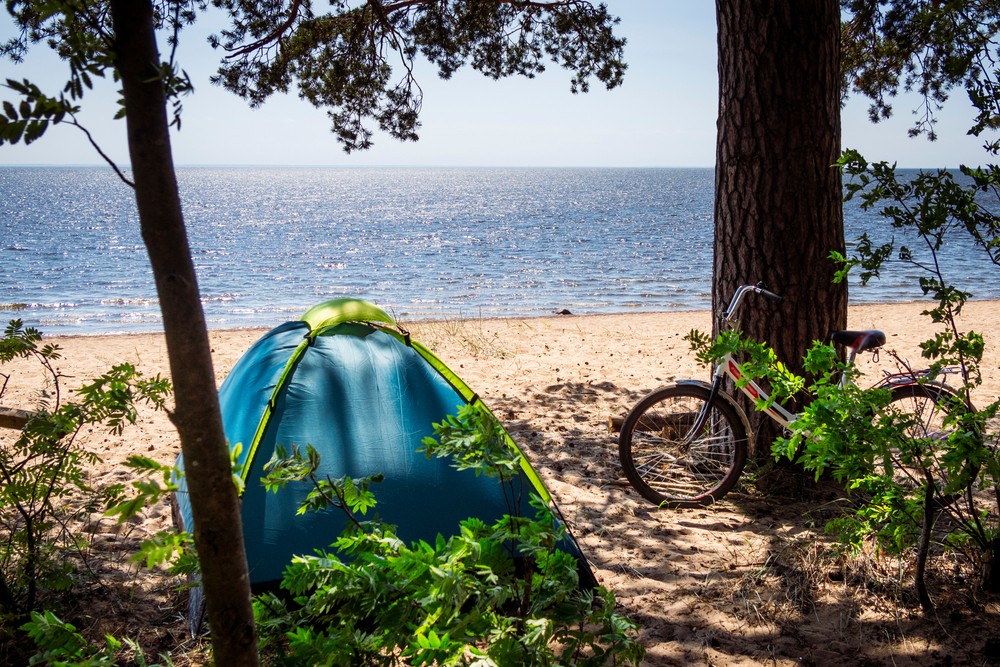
[402,315,511,359]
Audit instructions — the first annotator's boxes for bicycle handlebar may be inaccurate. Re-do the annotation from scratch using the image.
[722,282,782,325]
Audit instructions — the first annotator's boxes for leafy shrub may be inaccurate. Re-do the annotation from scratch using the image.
[689,267,998,608]
[829,153,1000,602]
[254,403,644,666]
[0,320,171,618]
[726,153,1000,608]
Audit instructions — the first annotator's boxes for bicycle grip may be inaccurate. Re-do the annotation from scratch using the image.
[754,282,783,303]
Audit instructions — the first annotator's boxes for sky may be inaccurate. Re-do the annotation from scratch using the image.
[0,2,990,168]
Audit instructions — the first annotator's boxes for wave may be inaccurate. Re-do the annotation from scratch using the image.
[0,302,79,311]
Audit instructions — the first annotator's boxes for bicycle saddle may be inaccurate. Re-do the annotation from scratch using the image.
[829,329,886,352]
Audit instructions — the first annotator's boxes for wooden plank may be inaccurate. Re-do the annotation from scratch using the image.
[608,412,697,435]
[0,406,35,430]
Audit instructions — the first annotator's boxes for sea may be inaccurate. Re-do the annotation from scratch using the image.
[1,166,998,336]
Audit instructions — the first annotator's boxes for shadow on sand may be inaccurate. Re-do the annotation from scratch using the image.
[489,380,1000,666]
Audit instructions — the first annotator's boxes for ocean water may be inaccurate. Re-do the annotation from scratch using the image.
[1,166,997,335]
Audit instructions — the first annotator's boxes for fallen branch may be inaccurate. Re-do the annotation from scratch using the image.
[0,406,34,430]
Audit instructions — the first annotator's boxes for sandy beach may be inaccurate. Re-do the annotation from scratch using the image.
[1,300,998,665]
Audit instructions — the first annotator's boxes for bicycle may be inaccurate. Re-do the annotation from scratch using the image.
[616,283,966,508]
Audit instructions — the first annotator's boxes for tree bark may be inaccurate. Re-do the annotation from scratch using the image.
[108,1,259,663]
[714,0,847,453]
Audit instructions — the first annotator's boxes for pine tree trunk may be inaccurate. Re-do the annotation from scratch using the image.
[108,2,259,663]
[714,0,847,454]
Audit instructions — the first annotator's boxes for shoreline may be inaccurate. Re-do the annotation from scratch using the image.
[2,299,997,430]
[14,297,1000,341]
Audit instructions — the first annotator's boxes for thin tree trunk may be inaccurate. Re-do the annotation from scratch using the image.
[108,1,259,663]
[985,537,1000,593]
[0,572,14,614]
[714,0,847,453]
[915,475,935,612]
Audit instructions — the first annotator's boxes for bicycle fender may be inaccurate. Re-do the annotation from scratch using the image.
[674,378,756,446]
[877,377,952,394]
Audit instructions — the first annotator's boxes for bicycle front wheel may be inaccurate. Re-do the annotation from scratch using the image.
[617,384,749,508]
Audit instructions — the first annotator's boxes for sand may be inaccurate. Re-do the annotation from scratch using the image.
[1,300,998,665]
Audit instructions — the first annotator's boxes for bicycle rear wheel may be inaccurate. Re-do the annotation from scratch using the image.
[880,383,972,496]
[617,384,749,508]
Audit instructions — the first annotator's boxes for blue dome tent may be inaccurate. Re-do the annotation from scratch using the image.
[171,298,595,630]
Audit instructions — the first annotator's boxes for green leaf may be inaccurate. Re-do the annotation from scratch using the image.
[124,454,166,472]
[132,530,192,568]
[5,119,25,143]
[105,495,147,522]
[24,120,48,144]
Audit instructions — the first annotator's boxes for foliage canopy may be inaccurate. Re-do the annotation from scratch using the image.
[842,0,1000,139]
[1,0,626,153]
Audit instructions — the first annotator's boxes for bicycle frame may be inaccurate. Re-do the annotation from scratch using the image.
[684,283,956,441]
[717,353,797,428]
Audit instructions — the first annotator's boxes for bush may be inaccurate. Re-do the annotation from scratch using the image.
[0,320,170,645]
[727,154,1000,609]
[253,404,644,666]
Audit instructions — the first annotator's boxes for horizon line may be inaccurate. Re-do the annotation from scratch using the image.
[0,162,972,170]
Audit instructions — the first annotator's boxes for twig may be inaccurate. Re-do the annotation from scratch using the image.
[66,114,134,188]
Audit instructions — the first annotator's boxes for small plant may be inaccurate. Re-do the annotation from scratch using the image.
[723,151,1000,609]
[0,320,171,619]
[105,454,198,579]
[21,609,174,666]
[770,341,959,609]
[254,404,644,666]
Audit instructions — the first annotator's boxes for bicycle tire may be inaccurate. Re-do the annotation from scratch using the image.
[617,384,749,508]
[879,383,972,497]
